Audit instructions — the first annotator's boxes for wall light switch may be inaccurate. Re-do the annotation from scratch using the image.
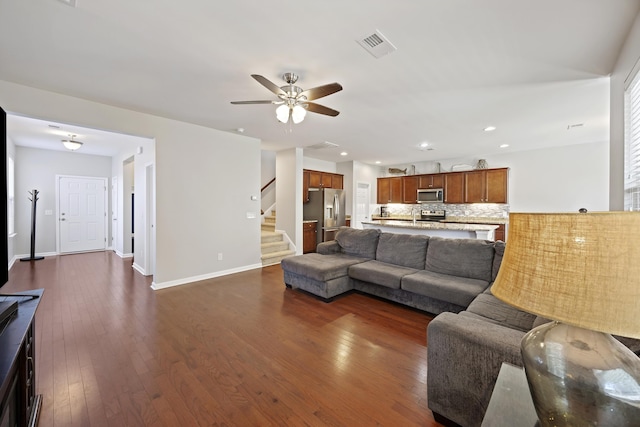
[45,210,53,216]
[250,195,258,201]
[246,212,256,219]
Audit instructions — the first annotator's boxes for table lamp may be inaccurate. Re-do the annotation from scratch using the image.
[491,211,640,426]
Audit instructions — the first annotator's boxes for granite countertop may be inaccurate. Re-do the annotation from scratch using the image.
[370,215,508,225]
[363,220,498,231]
[441,216,508,225]
[303,219,318,223]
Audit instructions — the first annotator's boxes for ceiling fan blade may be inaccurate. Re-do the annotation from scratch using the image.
[230,100,280,105]
[251,74,287,97]
[305,102,340,117]
[299,83,343,101]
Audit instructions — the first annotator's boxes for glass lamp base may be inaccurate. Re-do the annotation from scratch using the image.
[521,322,640,426]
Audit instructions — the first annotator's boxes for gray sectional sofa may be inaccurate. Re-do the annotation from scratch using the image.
[281,227,501,315]
[281,227,640,427]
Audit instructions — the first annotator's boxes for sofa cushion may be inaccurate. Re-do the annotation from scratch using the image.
[335,227,381,259]
[349,260,417,289]
[425,237,495,282]
[401,270,489,308]
[466,293,537,332]
[376,233,429,270]
[280,253,366,282]
[491,241,506,281]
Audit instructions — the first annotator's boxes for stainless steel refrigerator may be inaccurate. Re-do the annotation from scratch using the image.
[304,188,346,247]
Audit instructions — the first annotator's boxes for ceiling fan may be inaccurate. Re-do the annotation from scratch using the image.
[231,73,343,124]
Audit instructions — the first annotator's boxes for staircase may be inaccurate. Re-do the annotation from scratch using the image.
[261,211,295,266]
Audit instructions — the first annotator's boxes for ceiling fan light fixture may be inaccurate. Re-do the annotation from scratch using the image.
[291,105,306,124]
[62,135,83,151]
[276,105,290,123]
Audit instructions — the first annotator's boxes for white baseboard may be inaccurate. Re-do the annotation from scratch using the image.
[11,252,57,268]
[132,262,148,276]
[113,250,134,259]
[151,263,263,290]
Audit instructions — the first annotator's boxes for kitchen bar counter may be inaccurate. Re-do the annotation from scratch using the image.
[362,220,498,240]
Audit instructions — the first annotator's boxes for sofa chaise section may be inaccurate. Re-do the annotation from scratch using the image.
[281,228,381,300]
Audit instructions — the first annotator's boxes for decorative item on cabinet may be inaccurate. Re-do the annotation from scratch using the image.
[475,159,488,169]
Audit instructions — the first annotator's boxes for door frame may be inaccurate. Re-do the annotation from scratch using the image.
[55,174,109,254]
[355,181,371,229]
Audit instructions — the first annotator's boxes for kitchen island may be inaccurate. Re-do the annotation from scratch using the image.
[362,219,498,240]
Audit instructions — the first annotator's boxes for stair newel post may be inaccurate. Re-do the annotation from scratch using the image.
[20,189,45,262]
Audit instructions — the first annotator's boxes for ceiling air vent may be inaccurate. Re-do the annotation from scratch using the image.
[356,30,397,59]
[306,141,339,150]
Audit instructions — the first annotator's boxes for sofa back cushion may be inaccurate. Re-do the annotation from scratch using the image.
[336,227,381,259]
[425,237,495,282]
[376,233,429,269]
[491,241,506,281]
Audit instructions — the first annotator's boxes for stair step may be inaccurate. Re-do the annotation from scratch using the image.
[261,249,295,266]
[261,241,289,254]
[261,222,276,231]
[261,231,284,243]
[264,216,276,224]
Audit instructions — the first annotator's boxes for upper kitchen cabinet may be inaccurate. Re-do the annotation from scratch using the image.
[306,169,343,189]
[444,172,464,204]
[377,177,403,204]
[403,176,418,204]
[464,168,509,203]
[418,173,444,189]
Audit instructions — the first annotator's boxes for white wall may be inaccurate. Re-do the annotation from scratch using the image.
[610,11,640,210]
[13,146,112,256]
[0,80,262,287]
[261,150,276,212]
[276,148,303,253]
[303,157,337,172]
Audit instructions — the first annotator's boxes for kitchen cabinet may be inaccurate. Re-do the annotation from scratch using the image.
[418,173,444,189]
[331,174,343,189]
[306,169,343,189]
[304,170,344,203]
[303,221,318,253]
[303,170,310,203]
[492,224,506,242]
[377,177,403,204]
[403,176,418,203]
[444,172,464,204]
[464,168,508,203]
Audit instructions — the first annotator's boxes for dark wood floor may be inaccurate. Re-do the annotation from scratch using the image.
[3,252,444,426]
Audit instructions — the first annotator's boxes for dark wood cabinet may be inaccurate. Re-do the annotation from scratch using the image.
[303,170,344,202]
[418,173,444,189]
[303,170,310,203]
[377,177,403,204]
[403,176,418,203]
[444,172,464,204]
[0,290,43,427]
[331,174,343,190]
[464,168,508,203]
[493,224,506,242]
[303,221,317,253]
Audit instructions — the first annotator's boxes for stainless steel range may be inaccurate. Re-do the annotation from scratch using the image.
[421,209,446,221]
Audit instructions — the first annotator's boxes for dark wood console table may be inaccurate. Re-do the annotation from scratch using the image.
[0,289,43,427]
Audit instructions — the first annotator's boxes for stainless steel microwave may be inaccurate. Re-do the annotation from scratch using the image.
[417,188,444,203]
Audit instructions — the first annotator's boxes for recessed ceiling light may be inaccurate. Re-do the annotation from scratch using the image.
[340,152,348,156]
[375,161,381,164]
[500,144,509,148]
[484,126,497,132]
[419,142,429,148]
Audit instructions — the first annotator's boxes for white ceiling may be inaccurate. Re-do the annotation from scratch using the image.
[1,0,638,165]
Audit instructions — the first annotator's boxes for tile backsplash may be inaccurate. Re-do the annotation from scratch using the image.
[379,203,509,219]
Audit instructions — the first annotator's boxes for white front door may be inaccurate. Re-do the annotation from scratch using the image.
[58,176,108,253]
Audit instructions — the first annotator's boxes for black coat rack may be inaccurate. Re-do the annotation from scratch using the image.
[20,189,44,262]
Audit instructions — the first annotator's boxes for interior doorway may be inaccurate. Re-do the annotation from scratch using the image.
[355,182,371,229]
